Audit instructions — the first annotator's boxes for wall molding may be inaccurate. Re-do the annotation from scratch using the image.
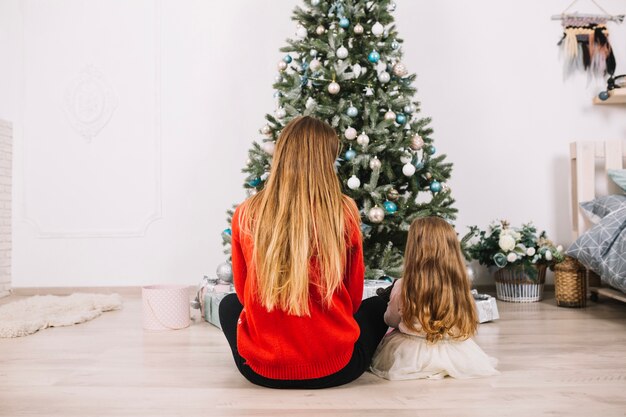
[19,0,163,238]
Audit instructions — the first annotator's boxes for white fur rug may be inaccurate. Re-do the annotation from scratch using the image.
[0,293,123,338]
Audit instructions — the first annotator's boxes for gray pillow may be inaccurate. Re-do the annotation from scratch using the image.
[608,169,626,193]
[579,194,626,224]
[567,206,626,293]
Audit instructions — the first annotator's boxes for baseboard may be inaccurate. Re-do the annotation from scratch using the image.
[11,286,145,296]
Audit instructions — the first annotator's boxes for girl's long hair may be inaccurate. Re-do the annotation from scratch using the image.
[401,217,477,343]
[244,116,357,316]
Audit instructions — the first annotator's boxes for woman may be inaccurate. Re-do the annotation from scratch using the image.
[219,116,388,389]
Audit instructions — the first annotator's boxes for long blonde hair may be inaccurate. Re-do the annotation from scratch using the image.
[401,217,477,343]
[244,116,357,316]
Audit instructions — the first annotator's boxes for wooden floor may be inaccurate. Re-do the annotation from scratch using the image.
[1,292,625,417]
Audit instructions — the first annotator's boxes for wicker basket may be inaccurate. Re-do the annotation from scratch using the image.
[554,256,587,308]
[494,264,546,303]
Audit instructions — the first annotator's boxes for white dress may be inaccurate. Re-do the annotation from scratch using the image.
[370,279,499,380]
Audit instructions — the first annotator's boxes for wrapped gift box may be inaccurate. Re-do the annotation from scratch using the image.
[363,279,394,299]
[472,290,499,323]
[204,285,235,329]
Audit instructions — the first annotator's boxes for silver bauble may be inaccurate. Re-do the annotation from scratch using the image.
[277,61,288,71]
[327,81,340,94]
[371,22,384,37]
[344,127,357,140]
[367,206,385,223]
[384,110,396,121]
[261,141,275,155]
[402,163,416,177]
[347,175,361,190]
[392,62,408,77]
[403,104,415,114]
[356,133,370,146]
[369,156,382,170]
[336,46,349,59]
[378,71,391,83]
[316,25,325,35]
[216,262,233,283]
[275,108,286,119]
[310,59,322,71]
[354,23,364,34]
[310,49,318,57]
[410,134,424,150]
[261,124,272,136]
[311,0,320,5]
[247,188,258,197]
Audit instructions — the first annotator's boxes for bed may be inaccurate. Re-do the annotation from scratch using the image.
[569,140,626,303]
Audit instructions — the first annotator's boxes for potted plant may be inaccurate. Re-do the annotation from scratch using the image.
[463,221,564,303]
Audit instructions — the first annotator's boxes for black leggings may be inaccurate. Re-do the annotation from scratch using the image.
[219,293,388,389]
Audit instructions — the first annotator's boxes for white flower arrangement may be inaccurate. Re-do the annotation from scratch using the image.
[462,220,564,269]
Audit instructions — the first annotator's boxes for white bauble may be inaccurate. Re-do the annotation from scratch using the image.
[371,22,384,37]
[328,81,340,94]
[399,153,412,164]
[403,104,416,114]
[316,25,325,35]
[344,127,358,140]
[247,188,257,196]
[378,71,391,83]
[275,108,286,119]
[310,59,322,71]
[336,46,349,59]
[392,62,408,77]
[296,25,308,39]
[402,163,416,176]
[369,156,382,170]
[347,175,361,190]
[384,110,396,121]
[354,23,364,34]
[367,206,385,223]
[410,134,424,150]
[277,61,287,71]
[356,133,370,146]
[261,124,272,135]
[260,172,270,181]
[261,141,275,155]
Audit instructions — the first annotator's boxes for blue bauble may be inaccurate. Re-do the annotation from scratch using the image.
[598,90,610,101]
[283,55,292,63]
[413,160,424,170]
[383,200,398,213]
[248,177,261,187]
[368,50,380,63]
[223,228,232,236]
[347,106,358,117]
[430,181,442,193]
[427,146,436,155]
[345,149,357,161]
[395,113,407,124]
[339,17,350,28]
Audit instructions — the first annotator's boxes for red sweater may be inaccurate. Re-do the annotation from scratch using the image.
[230,200,364,380]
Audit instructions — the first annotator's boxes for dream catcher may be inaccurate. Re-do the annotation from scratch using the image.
[553,0,624,79]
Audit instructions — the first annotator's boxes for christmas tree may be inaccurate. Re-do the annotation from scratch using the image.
[223,0,456,279]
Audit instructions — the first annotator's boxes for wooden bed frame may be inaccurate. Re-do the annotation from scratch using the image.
[570,140,626,303]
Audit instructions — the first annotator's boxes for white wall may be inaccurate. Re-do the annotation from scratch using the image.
[0,0,625,287]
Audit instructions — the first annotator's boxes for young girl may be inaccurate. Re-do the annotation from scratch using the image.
[371,216,498,380]
[219,116,389,389]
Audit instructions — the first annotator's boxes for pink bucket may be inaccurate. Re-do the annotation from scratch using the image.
[142,285,191,330]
